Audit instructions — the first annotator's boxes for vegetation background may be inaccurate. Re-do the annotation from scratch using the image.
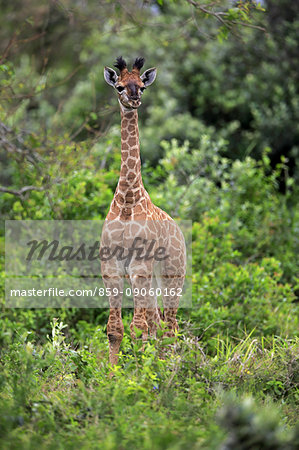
[0,0,298,448]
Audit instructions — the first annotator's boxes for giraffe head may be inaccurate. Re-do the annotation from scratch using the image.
[104,56,157,110]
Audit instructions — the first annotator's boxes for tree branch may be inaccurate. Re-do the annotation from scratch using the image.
[186,0,266,33]
[0,185,45,198]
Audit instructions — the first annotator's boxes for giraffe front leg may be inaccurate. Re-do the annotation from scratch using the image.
[146,306,161,339]
[163,307,178,338]
[102,273,124,367]
[130,306,148,344]
[162,275,185,338]
[146,276,162,339]
[129,272,154,346]
[107,307,124,366]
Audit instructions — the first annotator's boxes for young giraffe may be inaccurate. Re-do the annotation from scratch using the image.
[101,57,186,366]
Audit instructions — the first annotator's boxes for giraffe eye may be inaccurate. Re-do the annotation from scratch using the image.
[116,86,124,92]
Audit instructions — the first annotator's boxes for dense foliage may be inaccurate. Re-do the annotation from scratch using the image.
[0,1,298,448]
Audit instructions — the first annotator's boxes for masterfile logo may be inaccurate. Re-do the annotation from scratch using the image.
[5,220,192,308]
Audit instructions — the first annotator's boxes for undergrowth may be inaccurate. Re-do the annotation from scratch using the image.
[0,318,298,449]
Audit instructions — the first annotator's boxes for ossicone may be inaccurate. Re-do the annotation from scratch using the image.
[132,57,145,73]
[114,56,127,73]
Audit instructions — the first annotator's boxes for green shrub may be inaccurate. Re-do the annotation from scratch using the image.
[0,319,298,449]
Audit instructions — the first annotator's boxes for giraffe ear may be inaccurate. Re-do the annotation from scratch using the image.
[104,67,118,87]
[140,67,157,87]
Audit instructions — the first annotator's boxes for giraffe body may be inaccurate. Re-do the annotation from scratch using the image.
[101,57,186,366]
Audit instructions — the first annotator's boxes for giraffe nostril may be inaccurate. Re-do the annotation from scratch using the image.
[130,99,141,107]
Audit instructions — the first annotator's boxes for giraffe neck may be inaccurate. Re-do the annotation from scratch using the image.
[116,108,145,207]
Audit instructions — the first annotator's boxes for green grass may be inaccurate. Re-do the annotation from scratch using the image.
[0,318,298,449]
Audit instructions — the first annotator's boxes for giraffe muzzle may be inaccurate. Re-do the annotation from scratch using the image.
[130,99,141,108]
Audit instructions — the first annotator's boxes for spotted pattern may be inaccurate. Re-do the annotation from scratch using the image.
[101,108,186,367]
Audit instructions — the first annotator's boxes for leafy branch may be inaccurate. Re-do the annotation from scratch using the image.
[186,0,266,38]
